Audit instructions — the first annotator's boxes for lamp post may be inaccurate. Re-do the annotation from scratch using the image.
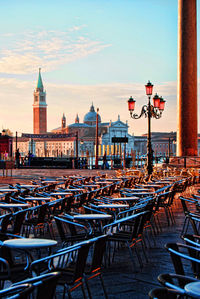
[95,108,99,169]
[128,81,166,175]
[168,137,171,158]
[76,131,78,169]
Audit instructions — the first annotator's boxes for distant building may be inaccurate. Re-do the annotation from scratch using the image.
[13,133,76,158]
[134,132,177,157]
[0,133,12,159]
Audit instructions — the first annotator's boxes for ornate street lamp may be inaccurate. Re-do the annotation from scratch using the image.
[95,108,99,169]
[128,81,166,175]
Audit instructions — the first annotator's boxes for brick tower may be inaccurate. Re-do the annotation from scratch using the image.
[33,68,47,134]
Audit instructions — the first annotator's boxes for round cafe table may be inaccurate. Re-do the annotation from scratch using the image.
[96,204,128,209]
[18,185,41,188]
[0,203,30,210]
[73,214,111,220]
[50,192,72,196]
[0,189,19,192]
[184,281,200,298]
[110,197,139,201]
[3,238,57,250]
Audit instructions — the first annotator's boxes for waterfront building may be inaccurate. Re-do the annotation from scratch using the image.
[13,133,76,158]
[134,132,177,157]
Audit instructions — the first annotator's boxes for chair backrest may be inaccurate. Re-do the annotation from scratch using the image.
[179,196,197,215]
[36,203,50,224]
[0,213,12,234]
[90,235,107,272]
[12,209,27,235]
[73,243,91,280]
[148,287,183,299]
[0,283,33,299]
[0,257,11,290]
[103,211,147,238]
[183,234,200,247]
[158,272,199,290]
[12,272,61,299]
[165,242,200,280]
[30,239,98,283]
[54,215,88,244]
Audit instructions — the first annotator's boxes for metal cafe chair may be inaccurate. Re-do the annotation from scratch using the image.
[165,242,200,279]
[54,215,89,247]
[157,273,199,295]
[30,239,98,299]
[22,203,52,238]
[0,239,33,287]
[103,211,148,270]
[179,196,200,236]
[83,235,108,299]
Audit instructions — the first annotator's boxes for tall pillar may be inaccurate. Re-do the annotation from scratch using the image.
[177,0,197,156]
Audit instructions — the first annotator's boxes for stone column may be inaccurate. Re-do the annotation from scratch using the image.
[177,0,197,156]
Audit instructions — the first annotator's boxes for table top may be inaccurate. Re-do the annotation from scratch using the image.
[110,197,139,201]
[128,192,155,196]
[131,188,153,192]
[96,204,129,209]
[184,282,200,298]
[42,181,59,184]
[3,238,57,249]
[95,181,110,184]
[0,189,19,192]
[26,197,51,201]
[0,203,30,208]
[105,178,121,181]
[18,185,41,188]
[73,214,112,220]
[138,184,163,188]
[157,181,172,184]
[50,192,72,196]
[69,176,84,179]
[64,189,85,192]
[82,185,99,187]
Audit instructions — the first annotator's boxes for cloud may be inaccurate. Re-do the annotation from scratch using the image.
[0,29,111,74]
[68,25,87,32]
[0,77,179,136]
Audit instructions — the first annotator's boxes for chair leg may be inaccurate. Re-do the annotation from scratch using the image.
[83,275,92,299]
[141,240,148,263]
[133,244,143,269]
[81,282,87,299]
[99,273,108,299]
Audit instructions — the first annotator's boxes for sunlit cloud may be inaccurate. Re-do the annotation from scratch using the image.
[0,29,111,74]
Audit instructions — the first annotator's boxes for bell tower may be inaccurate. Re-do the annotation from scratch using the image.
[33,68,47,134]
[62,113,66,129]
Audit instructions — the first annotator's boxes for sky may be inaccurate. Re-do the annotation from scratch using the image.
[0,0,199,136]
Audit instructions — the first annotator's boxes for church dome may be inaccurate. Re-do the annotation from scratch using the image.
[83,103,101,124]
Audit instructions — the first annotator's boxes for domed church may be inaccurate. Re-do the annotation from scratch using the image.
[52,103,134,156]
[83,103,101,125]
